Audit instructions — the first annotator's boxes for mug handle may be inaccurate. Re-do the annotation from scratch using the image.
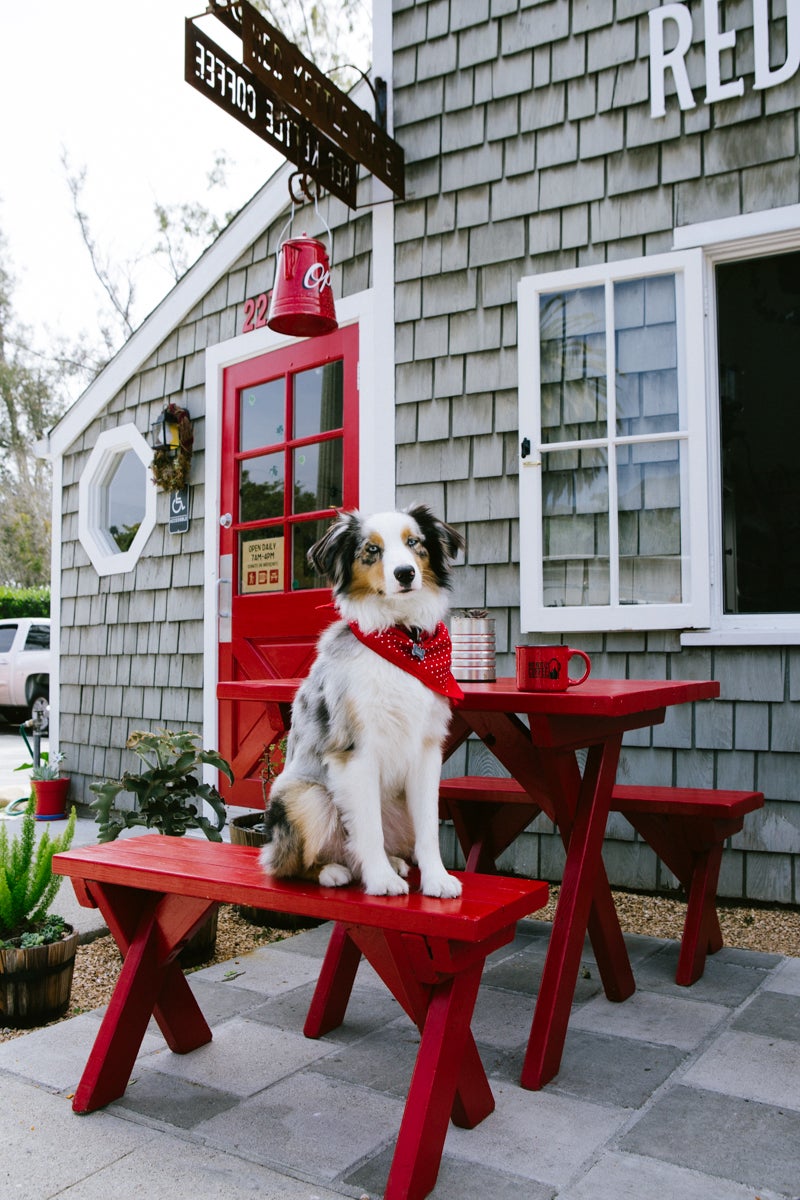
[566,649,591,687]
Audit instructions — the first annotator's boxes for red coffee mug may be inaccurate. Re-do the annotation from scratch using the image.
[516,645,592,691]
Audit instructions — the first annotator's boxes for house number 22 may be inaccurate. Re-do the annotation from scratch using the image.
[242,293,270,333]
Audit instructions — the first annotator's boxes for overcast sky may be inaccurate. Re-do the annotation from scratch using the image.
[0,2,281,376]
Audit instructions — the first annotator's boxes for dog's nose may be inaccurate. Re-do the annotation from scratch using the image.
[394,565,416,588]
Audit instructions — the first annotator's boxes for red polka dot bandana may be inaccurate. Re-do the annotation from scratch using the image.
[348,621,464,702]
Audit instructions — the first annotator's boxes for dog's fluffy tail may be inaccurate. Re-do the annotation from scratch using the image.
[259,780,345,882]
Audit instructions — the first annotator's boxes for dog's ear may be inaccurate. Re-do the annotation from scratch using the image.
[308,510,362,592]
[405,503,464,587]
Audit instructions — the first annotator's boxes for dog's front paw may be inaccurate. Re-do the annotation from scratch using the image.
[421,870,462,899]
[363,869,410,897]
[319,863,353,887]
[388,855,411,879]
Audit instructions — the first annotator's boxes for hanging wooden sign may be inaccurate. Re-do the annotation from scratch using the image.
[185,22,357,209]
[208,0,404,199]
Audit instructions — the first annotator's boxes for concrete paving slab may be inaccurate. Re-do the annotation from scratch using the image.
[546,1027,684,1108]
[731,988,800,1042]
[246,977,403,1040]
[570,987,729,1050]
[469,981,542,1050]
[112,1069,240,1128]
[482,945,603,1005]
[556,1150,790,1200]
[683,1029,800,1110]
[764,954,800,995]
[620,1084,800,1197]
[141,1015,333,1096]
[1,1075,144,1200]
[346,1142,554,1200]
[0,1011,161,1092]
[442,1080,627,1189]
[633,942,774,1006]
[310,1019,421,1097]
[195,1069,405,1181]
[194,943,332,995]
[42,1126,349,1200]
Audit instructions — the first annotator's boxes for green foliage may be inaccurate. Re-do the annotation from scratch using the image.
[90,729,234,843]
[17,914,66,948]
[0,586,50,618]
[0,799,77,943]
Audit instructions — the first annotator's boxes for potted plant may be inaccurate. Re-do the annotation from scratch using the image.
[29,752,70,821]
[0,797,77,1028]
[89,730,234,965]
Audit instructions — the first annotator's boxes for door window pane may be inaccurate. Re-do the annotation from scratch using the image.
[718,250,800,613]
[240,453,284,523]
[293,439,343,514]
[293,360,344,439]
[240,380,285,452]
[292,520,330,591]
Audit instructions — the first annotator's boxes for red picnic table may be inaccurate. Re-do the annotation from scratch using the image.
[219,674,719,1088]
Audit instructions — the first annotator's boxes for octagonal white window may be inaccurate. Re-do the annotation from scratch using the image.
[78,425,157,576]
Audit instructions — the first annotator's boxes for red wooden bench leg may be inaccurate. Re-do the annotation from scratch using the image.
[521,743,622,1090]
[676,842,724,986]
[385,962,488,1200]
[73,889,214,1113]
[303,922,362,1038]
[74,907,176,1112]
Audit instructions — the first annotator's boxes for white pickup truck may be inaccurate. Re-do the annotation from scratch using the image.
[0,617,51,732]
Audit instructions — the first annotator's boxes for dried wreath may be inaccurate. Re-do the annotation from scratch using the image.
[150,404,194,493]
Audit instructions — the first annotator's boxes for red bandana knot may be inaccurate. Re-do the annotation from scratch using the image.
[348,621,464,702]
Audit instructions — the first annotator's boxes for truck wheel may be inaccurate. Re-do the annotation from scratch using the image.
[29,689,50,734]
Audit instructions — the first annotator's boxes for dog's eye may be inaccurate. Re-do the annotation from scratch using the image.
[365,542,382,557]
[406,537,419,547]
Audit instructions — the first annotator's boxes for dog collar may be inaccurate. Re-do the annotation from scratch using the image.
[348,621,464,702]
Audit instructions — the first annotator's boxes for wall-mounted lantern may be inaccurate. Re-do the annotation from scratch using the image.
[149,403,193,493]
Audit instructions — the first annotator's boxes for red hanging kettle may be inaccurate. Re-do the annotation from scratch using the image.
[267,234,338,336]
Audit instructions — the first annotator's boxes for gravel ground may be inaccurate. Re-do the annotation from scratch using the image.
[1,890,798,1044]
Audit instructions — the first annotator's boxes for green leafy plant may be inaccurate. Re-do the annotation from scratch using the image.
[14,751,67,781]
[30,751,67,781]
[90,729,233,843]
[0,798,77,946]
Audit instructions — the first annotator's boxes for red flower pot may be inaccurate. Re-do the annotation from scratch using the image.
[32,778,70,821]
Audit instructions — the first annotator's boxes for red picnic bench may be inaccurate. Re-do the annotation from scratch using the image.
[439,775,764,986]
[53,835,548,1200]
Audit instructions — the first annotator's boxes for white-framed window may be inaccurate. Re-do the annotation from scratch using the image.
[518,208,800,643]
[78,425,157,576]
[518,250,709,633]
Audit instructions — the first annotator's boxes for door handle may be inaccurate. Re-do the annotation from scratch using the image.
[217,576,232,619]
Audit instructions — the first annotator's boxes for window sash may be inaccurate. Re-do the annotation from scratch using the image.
[518,249,709,633]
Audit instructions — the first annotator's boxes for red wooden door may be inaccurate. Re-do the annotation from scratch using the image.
[218,325,359,806]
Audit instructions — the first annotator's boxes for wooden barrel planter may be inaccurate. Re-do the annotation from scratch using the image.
[0,927,79,1028]
[178,906,219,969]
[230,813,323,931]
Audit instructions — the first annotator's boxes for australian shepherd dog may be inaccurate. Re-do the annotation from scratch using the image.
[259,504,465,898]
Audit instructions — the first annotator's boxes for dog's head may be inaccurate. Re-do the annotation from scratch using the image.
[309,505,464,632]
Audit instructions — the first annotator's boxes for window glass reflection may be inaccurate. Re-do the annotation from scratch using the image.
[293,361,344,439]
[106,451,145,552]
[239,453,284,523]
[240,379,285,452]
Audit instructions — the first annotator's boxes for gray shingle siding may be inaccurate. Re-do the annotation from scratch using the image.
[397,0,800,901]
